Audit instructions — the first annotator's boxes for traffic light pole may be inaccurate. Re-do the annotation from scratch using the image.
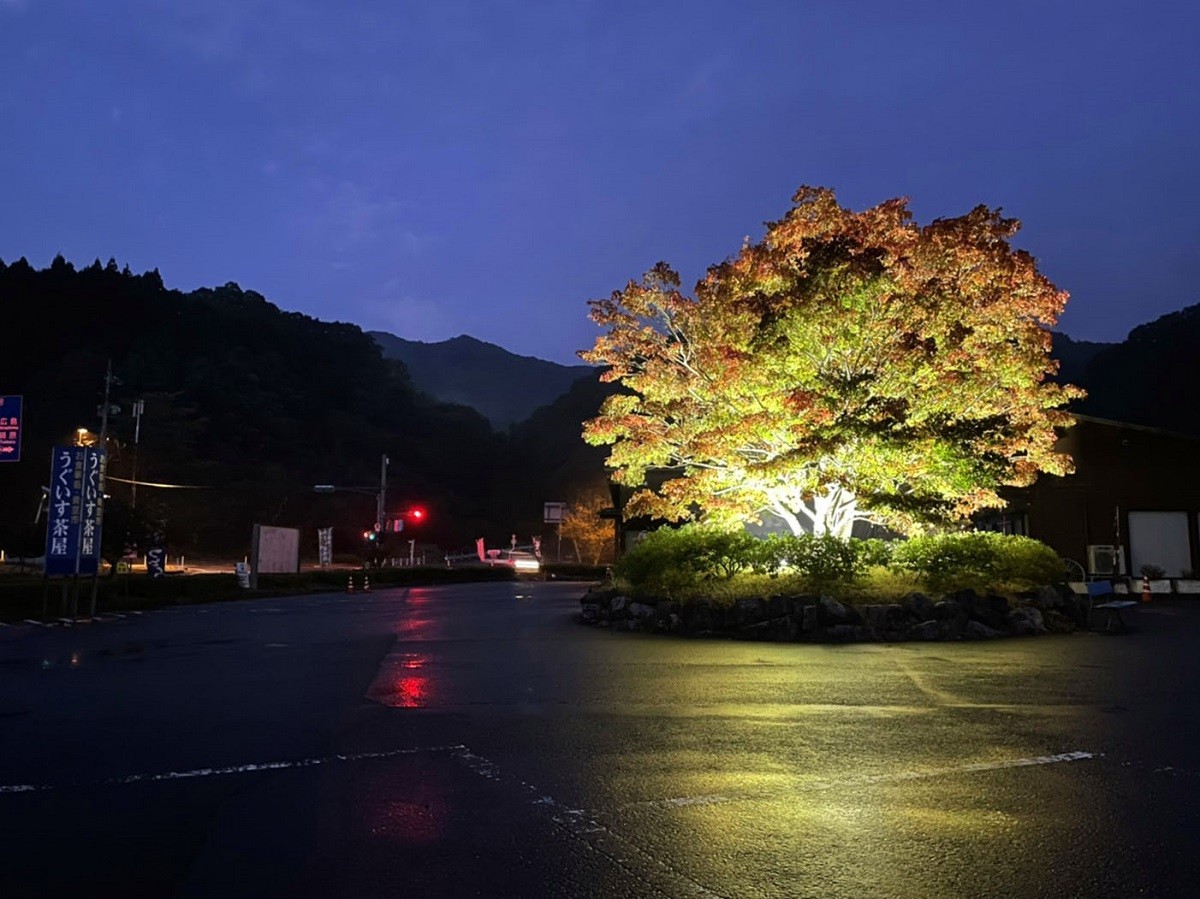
[377,454,388,533]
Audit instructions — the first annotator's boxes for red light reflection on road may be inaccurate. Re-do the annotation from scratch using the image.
[366,651,432,708]
[361,768,449,845]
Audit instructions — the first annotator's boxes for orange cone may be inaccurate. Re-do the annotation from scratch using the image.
[347,575,355,594]
[1141,575,1152,603]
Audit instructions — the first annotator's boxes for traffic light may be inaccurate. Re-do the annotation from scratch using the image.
[408,507,425,523]
[363,530,378,542]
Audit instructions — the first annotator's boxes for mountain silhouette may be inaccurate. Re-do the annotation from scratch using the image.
[370,332,593,429]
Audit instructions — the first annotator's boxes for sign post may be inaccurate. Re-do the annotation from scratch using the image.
[544,502,566,563]
[44,445,106,618]
[0,395,22,462]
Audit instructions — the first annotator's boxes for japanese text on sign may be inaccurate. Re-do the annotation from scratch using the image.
[0,395,22,462]
[44,445,106,576]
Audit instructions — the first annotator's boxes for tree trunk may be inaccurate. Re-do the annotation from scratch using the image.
[773,486,859,539]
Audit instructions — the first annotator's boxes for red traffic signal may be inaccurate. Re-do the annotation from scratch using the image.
[408,507,425,522]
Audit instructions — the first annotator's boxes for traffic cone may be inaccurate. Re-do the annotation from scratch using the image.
[1141,575,1152,603]
[363,575,371,593]
[347,575,354,594]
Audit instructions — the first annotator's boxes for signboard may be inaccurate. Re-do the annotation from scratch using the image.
[0,395,21,462]
[146,547,166,578]
[44,445,106,576]
[543,502,566,524]
[317,527,333,568]
[251,524,300,574]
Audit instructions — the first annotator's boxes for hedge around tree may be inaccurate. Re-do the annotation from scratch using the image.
[613,526,1062,603]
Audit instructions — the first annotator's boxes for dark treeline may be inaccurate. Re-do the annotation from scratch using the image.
[0,256,605,562]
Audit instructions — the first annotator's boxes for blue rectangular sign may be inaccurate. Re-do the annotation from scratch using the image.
[44,445,106,576]
[0,394,21,462]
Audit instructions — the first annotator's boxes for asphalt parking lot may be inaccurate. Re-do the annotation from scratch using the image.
[2,583,1198,898]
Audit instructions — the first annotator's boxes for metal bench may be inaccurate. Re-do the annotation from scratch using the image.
[1070,580,1138,632]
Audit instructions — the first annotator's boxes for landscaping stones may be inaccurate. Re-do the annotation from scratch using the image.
[579,582,1084,643]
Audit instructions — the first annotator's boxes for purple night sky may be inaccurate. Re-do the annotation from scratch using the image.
[2,1,1198,365]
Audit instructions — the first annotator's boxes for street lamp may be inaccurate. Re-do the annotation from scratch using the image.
[313,453,389,531]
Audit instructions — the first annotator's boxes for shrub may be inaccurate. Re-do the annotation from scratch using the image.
[892,531,1060,593]
[775,534,862,587]
[615,525,748,599]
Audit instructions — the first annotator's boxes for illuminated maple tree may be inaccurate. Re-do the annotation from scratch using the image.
[581,187,1082,538]
[559,482,616,565]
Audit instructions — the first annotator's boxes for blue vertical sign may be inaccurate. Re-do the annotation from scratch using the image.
[44,445,106,576]
[78,447,106,576]
[0,395,21,462]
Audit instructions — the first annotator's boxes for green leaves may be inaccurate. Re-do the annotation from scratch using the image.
[582,186,1081,536]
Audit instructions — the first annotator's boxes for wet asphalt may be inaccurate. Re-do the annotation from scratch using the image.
[1,581,1199,898]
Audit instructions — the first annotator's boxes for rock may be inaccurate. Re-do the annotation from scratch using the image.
[1030,584,1063,610]
[1007,607,1046,636]
[609,596,631,620]
[1043,609,1077,633]
[903,592,937,621]
[825,624,872,642]
[817,596,852,625]
[733,598,765,627]
[792,603,818,635]
[682,601,721,633]
[860,603,907,636]
[764,595,789,619]
[964,619,1002,640]
[959,593,1011,631]
[907,619,943,641]
[580,603,603,623]
[946,588,980,616]
[933,599,961,621]
[629,602,657,620]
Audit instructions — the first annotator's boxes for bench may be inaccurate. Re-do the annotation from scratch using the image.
[1069,581,1138,632]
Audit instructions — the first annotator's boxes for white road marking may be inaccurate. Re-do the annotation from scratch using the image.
[0,745,467,795]
[451,747,725,898]
[0,743,1097,897]
[630,750,1101,810]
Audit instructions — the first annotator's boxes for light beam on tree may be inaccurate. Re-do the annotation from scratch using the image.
[580,187,1082,538]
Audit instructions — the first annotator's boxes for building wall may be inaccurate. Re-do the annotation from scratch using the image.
[1008,417,1200,575]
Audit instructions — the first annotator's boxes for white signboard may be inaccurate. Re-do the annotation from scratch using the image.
[317,527,333,568]
[251,524,300,575]
[543,502,566,524]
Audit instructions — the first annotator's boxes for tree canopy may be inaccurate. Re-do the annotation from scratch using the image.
[581,187,1082,537]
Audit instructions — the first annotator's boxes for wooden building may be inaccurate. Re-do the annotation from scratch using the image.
[994,416,1200,578]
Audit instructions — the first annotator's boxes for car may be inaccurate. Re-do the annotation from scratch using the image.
[483,549,541,573]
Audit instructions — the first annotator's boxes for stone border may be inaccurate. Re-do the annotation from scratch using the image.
[580,585,1089,641]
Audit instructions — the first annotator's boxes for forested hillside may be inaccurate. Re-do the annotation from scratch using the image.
[1067,305,1200,435]
[370,331,593,428]
[0,256,586,560]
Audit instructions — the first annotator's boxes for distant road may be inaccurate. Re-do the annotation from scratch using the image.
[1,584,1198,898]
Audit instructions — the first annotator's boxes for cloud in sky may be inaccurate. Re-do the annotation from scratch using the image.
[2,1,1199,361]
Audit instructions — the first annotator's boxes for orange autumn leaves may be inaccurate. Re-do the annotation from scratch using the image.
[581,187,1081,536]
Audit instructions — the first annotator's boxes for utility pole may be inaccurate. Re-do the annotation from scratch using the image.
[99,360,115,447]
[131,398,145,509]
[90,360,117,619]
[377,454,389,532]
